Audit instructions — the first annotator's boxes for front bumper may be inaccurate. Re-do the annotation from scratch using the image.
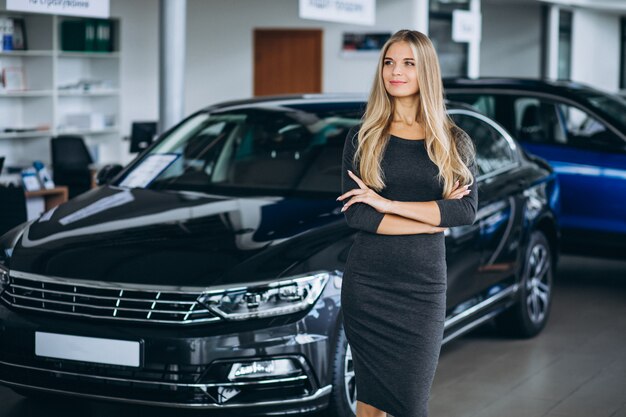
[0,296,339,415]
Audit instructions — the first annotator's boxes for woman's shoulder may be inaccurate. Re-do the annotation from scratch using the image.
[449,125,471,142]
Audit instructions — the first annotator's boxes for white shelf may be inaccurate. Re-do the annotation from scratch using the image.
[0,130,53,140]
[57,52,120,59]
[0,50,54,57]
[57,127,119,136]
[0,14,121,166]
[57,90,120,97]
[0,90,55,97]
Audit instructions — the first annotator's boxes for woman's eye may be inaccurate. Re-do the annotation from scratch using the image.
[384,60,393,65]
[406,62,415,66]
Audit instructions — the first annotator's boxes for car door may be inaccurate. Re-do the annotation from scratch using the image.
[603,149,626,234]
[510,96,625,234]
[446,111,526,312]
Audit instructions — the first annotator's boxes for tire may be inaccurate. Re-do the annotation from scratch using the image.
[326,320,357,417]
[495,230,553,338]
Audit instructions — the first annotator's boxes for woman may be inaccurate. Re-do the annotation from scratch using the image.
[336,29,478,417]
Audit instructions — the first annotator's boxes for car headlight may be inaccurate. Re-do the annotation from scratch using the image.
[0,264,9,295]
[197,271,330,321]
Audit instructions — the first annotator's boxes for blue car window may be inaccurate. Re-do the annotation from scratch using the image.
[556,103,624,151]
[513,98,565,144]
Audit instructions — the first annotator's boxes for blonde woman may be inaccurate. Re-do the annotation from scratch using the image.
[336,29,478,417]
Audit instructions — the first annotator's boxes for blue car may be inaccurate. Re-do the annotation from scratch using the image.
[444,78,626,257]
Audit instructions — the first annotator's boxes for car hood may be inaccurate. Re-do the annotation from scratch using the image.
[8,186,345,287]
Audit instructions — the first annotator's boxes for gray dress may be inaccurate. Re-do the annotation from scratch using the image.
[340,125,478,417]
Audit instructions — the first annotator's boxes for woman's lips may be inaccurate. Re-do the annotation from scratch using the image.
[389,81,406,85]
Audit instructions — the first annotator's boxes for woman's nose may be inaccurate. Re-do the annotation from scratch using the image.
[391,64,402,75]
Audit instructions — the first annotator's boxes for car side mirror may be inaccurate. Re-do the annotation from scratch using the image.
[96,164,123,186]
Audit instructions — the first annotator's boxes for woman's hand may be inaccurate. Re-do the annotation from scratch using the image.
[429,225,448,234]
[446,180,471,200]
[337,170,393,214]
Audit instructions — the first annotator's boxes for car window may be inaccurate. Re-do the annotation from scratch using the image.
[117,106,362,196]
[556,103,624,150]
[446,93,496,119]
[513,97,565,144]
[577,89,626,133]
[451,113,517,177]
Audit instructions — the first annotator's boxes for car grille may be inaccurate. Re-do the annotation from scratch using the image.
[0,273,220,325]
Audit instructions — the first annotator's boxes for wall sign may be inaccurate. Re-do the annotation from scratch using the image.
[341,32,390,58]
[7,0,110,18]
[452,10,481,43]
[299,0,376,26]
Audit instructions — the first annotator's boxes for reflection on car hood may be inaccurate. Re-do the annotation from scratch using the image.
[10,186,344,287]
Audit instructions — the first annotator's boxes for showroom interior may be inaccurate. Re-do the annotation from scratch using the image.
[0,0,625,416]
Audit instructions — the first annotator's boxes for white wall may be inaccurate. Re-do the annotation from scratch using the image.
[479,1,543,77]
[184,0,412,115]
[571,8,621,92]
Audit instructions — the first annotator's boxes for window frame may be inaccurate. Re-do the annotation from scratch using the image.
[429,11,469,78]
[557,9,573,81]
[448,109,522,183]
[619,16,626,91]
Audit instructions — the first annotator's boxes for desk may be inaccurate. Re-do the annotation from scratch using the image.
[25,186,69,214]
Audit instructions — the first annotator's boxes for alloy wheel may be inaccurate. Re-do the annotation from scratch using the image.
[525,242,551,324]
[344,343,357,414]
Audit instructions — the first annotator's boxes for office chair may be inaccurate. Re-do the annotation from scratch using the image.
[0,185,27,237]
[51,135,94,199]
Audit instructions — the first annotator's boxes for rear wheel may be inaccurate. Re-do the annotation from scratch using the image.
[495,230,553,338]
[327,321,357,417]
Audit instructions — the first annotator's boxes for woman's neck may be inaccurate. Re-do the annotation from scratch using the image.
[392,95,421,126]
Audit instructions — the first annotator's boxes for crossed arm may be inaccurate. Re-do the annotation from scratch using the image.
[339,131,478,236]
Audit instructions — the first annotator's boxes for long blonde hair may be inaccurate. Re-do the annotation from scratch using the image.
[354,29,475,197]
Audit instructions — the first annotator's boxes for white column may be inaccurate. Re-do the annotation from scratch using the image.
[159,0,187,134]
[468,0,481,79]
[411,0,430,35]
[546,4,560,80]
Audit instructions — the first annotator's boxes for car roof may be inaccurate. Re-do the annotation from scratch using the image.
[443,76,598,98]
[201,93,475,113]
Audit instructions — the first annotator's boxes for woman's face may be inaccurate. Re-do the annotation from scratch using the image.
[382,41,420,98]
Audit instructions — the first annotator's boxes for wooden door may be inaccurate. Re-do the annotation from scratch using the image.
[254,29,322,96]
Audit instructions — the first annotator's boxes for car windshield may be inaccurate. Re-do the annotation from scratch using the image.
[115,103,364,197]
[577,89,626,133]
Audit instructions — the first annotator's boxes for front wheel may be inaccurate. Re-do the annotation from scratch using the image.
[495,230,554,338]
[327,321,357,417]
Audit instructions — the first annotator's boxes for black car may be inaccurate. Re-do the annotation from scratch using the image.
[0,95,560,416]
[444,77,626,256]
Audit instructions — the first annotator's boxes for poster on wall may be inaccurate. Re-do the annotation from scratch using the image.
[341,32,391,58]
[6,0,110,18]
[299,0,376,26]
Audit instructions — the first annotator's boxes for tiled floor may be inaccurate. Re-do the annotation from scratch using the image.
[0,254,624,417]
[429,254,626,417]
